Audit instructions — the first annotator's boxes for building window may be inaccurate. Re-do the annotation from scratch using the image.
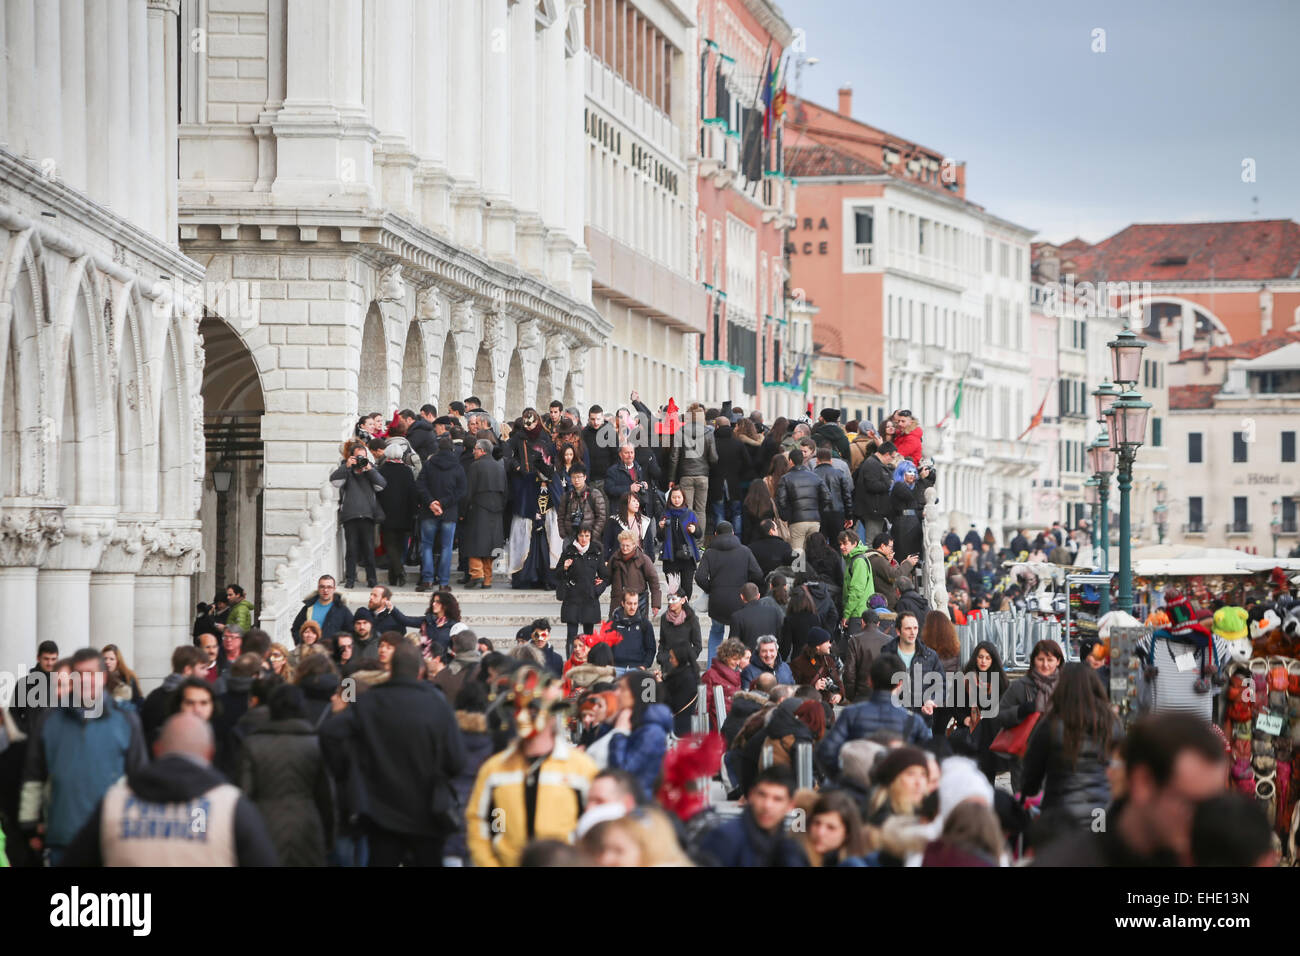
[984,237,992,272]
[998,242,1009,278]
[1232,431,1248,463]
[1232,497,1248,532]
[1188,432,1202,463]
[1188,497,1203,531]
[1284,498,1298,533]
[854,209,874,245]
[1015,247,1023,279]
[1151,417,1162,447]
[1283,431,1296,463]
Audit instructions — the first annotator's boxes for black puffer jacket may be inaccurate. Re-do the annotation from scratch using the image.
[854,454,893,522]
[555,542,609,624]
[712,426,752,501]
[376,459,420,531]
[405,418,437,461]
[1020,716,1118,830]
[775,469,831,525]
[416,448,469,522]
[238,718,335,867]
[694,532,764,625]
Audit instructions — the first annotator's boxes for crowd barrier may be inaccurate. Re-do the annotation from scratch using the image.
[955,611,1069,671]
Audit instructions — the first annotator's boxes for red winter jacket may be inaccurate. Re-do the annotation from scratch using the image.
[894,426,924,466]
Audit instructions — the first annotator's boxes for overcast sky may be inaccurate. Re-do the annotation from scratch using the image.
[789,0,1300,244]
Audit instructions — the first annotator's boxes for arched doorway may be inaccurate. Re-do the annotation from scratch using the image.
[400,321,428,411]
[199,316,266,612]
[358,303,388,419]
[535,360,554,410]
[438,331,461,413]
[472,346,494,415]
[505,351,526,416]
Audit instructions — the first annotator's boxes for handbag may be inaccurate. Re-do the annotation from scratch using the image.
[989,711,1041,757]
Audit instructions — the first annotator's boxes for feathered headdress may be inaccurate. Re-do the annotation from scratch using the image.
[656,733,724,822]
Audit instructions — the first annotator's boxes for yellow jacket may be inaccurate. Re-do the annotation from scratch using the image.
[466,734,598,867]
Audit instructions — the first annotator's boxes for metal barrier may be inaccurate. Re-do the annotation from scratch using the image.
[956,611,1070,672]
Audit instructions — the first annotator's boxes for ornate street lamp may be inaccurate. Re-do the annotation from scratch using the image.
[1108,325,1148,386]
[1087,429,1114,614]
[1107,387,1152,613]
[1093,380,1121,423]
[1084,477,1100,564]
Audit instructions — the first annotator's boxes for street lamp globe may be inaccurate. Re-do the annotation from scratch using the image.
[1108,326,1148,386]
[1084,477,1100,506]
[1092,380,1121,423]
[1155,481,1168,506]
[1109,388,1152,452]
[1088,428,1116,475]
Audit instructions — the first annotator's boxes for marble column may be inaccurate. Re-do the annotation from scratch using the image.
[481,0,513,260]
[60,0,87,192]
[128,0,150,233]
[5,0,36,158]
[447,0,484,250]
[0,567,39,680]
[106,1,131,215]
[412,0,450,234]
[89,573,137,661]
[37,570,92,643]
[33,0,62,169]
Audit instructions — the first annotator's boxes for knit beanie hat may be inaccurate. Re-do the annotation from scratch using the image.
[871,745,930,788]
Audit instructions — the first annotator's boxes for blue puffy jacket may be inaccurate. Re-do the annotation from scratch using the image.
[607,704,673,797]
[816,690,932,775]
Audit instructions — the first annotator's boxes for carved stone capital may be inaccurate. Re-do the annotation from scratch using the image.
[449,298,476,335]
[516,317,543,353]
[138,527,203,576]
[44,510,115,570]
[0,507,65,567]
[482,310,506,352]
[97,521,150,574]
[416,285,442,323]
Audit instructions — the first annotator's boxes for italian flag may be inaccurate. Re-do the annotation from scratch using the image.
[937,377,964,428]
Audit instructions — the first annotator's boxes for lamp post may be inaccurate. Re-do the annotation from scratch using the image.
[1084,476,1100,564]
[1107,384,1152,619]
[1087,430,1115,614]
[212,461,234,589]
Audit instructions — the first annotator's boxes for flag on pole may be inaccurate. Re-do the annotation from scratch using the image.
[936,376,964,429]
[801,361,813,395]
[1017,381,1053,440]
[761,46,777,138]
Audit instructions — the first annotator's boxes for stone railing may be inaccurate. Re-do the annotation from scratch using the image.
[257,479,341,646]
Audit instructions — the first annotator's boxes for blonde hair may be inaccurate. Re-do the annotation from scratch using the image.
[269,642,296,682]
[617,529,638,545]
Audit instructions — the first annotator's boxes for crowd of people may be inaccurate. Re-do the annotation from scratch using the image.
[0,390,1286,868]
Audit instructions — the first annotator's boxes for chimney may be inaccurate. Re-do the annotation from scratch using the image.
[838,85,852,118]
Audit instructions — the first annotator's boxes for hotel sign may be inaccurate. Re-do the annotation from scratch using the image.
[584,108,681,198]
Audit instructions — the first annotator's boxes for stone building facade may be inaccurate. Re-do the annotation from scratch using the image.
[179,0,608,644]
[0,0,205,682]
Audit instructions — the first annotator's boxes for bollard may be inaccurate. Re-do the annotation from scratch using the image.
[713,684,727,732]
[795,741,814,792]
[691,683,709,735]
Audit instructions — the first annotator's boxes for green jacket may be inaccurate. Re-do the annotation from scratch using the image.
[227,599,255,632]
[842,543,876,620]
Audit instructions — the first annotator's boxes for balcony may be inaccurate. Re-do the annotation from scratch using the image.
[852,243,874,268]
[1182,522,1206,534]
[1225,522,1253,536]
[1281,520,1299,534]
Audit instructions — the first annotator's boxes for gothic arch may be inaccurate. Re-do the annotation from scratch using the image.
[535,359,554,410]
[115,297,151,513]
[1135,295,1230,345]
[1,251,48,499]
[358,303,389,418]
[55,267,112,507]
[472,346,496,414]
[400,321,429,410]
[438,331,462,413]
[505,350,527,415]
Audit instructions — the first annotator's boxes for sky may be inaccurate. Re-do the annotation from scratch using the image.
[789,0,1300,244]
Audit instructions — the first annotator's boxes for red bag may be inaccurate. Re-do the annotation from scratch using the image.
[989,711,1041,757]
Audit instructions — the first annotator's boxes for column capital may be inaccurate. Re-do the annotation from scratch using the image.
[147,0,180,16]
[97,520,152,574]
[138,527,204,576]
[0,506,65,567]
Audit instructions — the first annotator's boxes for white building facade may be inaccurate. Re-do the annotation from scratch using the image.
[177,0,609,645]
[0,0,205,682]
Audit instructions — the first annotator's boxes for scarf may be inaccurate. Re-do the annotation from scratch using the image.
[665,605,687,626]
[1029,667,1060,713]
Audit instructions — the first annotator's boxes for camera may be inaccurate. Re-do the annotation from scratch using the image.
[351,456,370,472]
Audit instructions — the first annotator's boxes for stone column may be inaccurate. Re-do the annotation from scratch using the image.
[412,0,451,234]
[0,507,63,679]
[91,522,149,668]
[33,0,62,168]
[133,529,202,686]
[106,0,131,215]
[481,0,514,261]
[58,0,86,192]
[447,0,484,250]
[273,0,341,198]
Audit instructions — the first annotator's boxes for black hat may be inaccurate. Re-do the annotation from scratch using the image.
[804,626,832,649]
[353,607,376,624]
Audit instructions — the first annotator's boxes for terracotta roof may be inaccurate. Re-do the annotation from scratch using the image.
[813,324,844,354]
[1169,384,1219,410]
[1058,238,1091,256]
[1177,328,1300,362]
[1068,220,1300,282]
[785,143,885,178]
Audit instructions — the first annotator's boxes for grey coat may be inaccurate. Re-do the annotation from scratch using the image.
[238,718,334,867]
[462,453,508,556]
[331,460,387,522]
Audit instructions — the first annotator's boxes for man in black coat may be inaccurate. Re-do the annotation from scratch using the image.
[399,408,437,461]
[1010,528,1030,555]
[775,449,832,554]
[604,443,656,516]
[415,437,468,591]
[319,642,466,867]
[748,518,794,577]
[582,405,616,492]
[290,576,354,646]
[375,447,420,587]
[462,439,508,588]
[853,441,898,546]
[728,582,786,651]
[695,521,764,661]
